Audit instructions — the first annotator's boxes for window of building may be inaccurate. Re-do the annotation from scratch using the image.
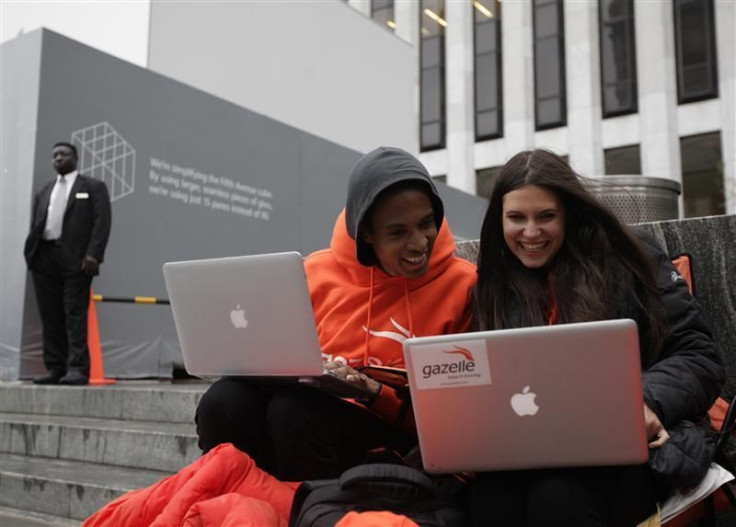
[599,0,637,117]
[432,175,447,185]
[476,166,502,198]
[533,0,566,130]
[680,132,724,217]
[420,0,446,151]
[604,144,641,175]
[372,0,395,30]
[474,0,503,140]
[674,0,718,103]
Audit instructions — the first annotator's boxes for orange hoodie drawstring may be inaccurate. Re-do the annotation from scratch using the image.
[363,267,375,365]
[403,279,414,339]
[364,272,415,366]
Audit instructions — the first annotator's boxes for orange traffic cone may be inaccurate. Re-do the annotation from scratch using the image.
[88,289,116,385]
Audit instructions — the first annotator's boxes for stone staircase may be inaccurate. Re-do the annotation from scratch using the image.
[0,380,208,524]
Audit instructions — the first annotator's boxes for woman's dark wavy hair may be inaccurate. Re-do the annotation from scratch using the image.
[474,149,665,366]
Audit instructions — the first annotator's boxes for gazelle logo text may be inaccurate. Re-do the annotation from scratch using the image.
[422,347,477,378]
[411,340,492,390]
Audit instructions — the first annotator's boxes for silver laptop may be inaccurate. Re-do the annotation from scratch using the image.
[402,319,648,473]
[163,252,372,399]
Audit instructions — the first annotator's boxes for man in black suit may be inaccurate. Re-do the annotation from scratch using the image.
[24,142,112,385]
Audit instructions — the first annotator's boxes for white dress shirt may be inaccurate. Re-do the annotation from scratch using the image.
[43,170,78,240]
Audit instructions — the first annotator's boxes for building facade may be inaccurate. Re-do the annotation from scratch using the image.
[148,0,417,155]
[349,0,735,217]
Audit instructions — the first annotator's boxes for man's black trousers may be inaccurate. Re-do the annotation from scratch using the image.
[195,378,414,481]
[30,242,92,377]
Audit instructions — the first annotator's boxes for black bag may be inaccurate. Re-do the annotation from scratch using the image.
[288,463,469,527]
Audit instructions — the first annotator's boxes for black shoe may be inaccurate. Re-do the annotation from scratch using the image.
[59,371,88,386]
[33,372,64,385]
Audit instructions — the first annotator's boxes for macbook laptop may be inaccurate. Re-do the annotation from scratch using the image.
[402,319,648,474]
[163,252,373,399]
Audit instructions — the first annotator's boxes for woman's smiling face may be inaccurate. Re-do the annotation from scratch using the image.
[361,189,438,278]
[502,184,566,269]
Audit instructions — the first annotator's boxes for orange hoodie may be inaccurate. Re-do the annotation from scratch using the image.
[305,209,476,424]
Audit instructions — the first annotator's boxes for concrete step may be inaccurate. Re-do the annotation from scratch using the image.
[0,381,208,423]
[0,412,200,472]
[0,453,170,521]
[0,506,80,527]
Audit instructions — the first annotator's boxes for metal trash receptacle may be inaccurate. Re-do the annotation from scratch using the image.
[586,175,681,224]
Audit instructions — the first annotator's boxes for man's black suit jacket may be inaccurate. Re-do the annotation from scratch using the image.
[24,174,112,276]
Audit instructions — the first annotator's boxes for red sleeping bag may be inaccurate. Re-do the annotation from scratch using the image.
[82,443,297,527]
[82,443,422,527]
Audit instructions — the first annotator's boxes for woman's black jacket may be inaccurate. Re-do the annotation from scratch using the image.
[634,230,723,430]
[634,231,724,487]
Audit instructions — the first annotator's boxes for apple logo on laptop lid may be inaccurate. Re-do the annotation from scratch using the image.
[230,305,248,329]
[510,386,539,416]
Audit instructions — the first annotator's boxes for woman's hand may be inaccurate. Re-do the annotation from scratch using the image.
[324,361,382,399]
[644,403,670,448]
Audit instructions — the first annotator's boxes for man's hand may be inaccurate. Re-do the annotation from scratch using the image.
[81,255,99,276]
[324,361,382,401]
[644,403,669,448]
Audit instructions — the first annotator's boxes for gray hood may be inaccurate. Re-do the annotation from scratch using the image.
[345,147,444,266]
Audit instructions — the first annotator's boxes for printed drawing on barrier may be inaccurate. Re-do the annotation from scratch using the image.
[71,122,136,203]
[148,157,273,221]
[70,121,274,221]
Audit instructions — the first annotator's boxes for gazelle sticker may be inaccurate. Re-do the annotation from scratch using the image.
[411,339,491,389]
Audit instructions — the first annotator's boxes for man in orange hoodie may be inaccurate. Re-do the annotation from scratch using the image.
[195,147,477,481]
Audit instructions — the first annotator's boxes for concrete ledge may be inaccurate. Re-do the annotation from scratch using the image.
[638,215,736,399]
[0,381,207,424]
[0,413,199,472]
[0,506,80,527]
[0,453,169,520]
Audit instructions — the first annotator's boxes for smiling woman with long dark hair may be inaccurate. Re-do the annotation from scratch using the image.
[472,149,723,526]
